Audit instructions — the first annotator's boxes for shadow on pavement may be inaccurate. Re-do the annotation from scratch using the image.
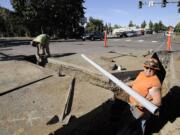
[51,53,76,58]
[0,52,77,62]
[145,86,180,135]
[0,39,31,48]
[51,99,143,135]
[0,52,26,61]
[51,86,180,135]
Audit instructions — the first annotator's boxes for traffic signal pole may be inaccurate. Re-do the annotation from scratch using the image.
[138,0,179,8]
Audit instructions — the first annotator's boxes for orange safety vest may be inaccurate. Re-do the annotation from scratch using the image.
[129,71,161,114]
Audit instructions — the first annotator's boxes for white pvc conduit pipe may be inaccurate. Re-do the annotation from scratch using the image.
[81,54,158,114]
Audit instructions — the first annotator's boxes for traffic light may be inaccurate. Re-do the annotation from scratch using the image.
[139,0,143,8]
[162,0,167,7]
[178,1,180,12]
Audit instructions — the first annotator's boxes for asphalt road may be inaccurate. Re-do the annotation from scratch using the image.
[0,33,180,59]
[0,34,180,135]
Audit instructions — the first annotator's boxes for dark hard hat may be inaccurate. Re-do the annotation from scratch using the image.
[143,58,160,70]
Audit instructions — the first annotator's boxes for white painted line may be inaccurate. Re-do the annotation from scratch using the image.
[10,118,26,122]
[125,39,131,42]
[114,39,120,42]
[152,41,157,43]
[0,114,55,124]
[138,40,144,42]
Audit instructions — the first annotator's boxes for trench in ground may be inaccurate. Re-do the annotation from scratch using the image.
[23,52,171,135]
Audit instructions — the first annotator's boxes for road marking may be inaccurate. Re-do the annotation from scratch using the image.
[114,39,120,42]
[125,39,131,42]
[138,40,144,42]
[0,112,54,126]
[13,128,25,135]
[152,41,158,43]
[27,114,41,127]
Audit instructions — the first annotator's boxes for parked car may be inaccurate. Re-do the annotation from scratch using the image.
[82,32,104,41]
[123,31,137,37]
[146,29,153,34]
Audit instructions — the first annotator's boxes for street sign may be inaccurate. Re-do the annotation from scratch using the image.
[149,1,154,7]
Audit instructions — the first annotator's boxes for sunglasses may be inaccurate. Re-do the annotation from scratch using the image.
[144,66,155,70]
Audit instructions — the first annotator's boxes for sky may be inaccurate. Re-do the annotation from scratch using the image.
[0,0,180,27]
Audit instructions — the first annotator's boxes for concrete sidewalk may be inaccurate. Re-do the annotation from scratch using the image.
[0,60,113,135]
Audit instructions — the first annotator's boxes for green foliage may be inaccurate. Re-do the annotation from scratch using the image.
[153,23,159,33]
[149,20,153,30]
[107,23,113,34]
[0,7,27,37]
[141,20,146,28]
[113,24,121,29]
[175,22,180,32]
[85,17,104,33]
[153,21,167,32]
[128,20,134,27]
[10,0,85,37]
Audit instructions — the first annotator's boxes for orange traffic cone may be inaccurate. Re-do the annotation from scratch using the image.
[104,31,107,48]
[167,28,172,52]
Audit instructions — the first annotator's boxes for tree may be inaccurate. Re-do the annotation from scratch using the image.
[85,17,104,33]
[158,20,167,31]
[141,20,146,28]
[178,1,180,13]
[153,23,159,33]
[136,25,140,28]
[113,24,121,29]
[0,7,26,37]
[104,23,108,31]
[0,7,6,36]
[149,20,153,30]
[158,21,163,31]
[175,22,180,32]
[108,23,112,34]
[128,20,134,27]
[11,0,85,38]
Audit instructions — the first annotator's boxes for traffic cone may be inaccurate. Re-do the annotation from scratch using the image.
[104,31,107,47]
[166,28,172,52]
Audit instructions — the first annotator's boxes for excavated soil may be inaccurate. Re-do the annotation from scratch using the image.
[0,50,173,135]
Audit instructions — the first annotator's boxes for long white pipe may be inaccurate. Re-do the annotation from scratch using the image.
[81,54,158,114]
